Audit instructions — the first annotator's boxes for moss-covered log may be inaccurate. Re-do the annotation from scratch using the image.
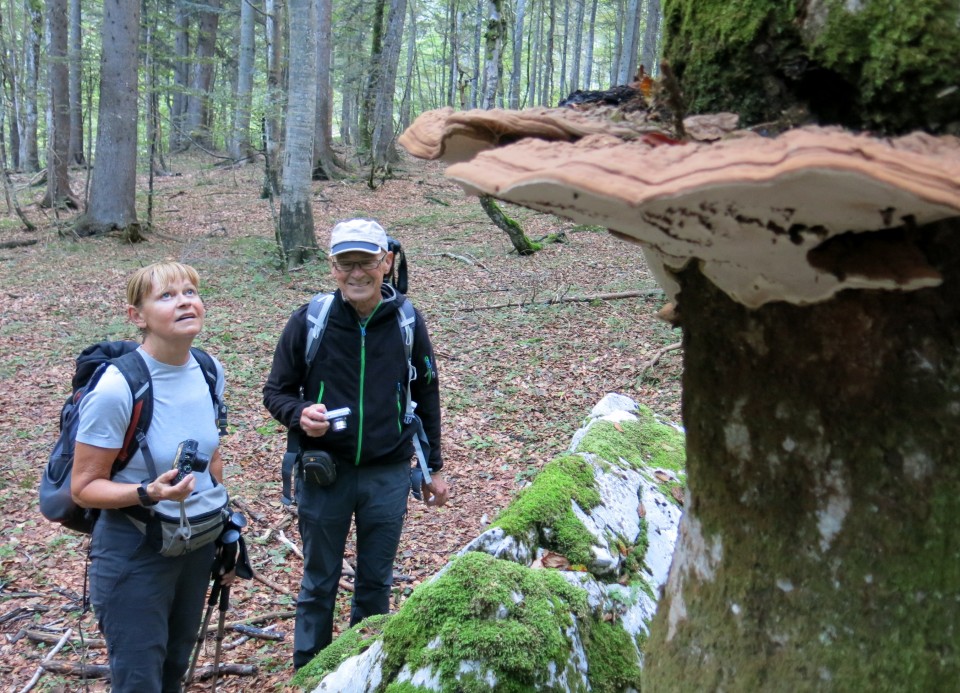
[662,0,960,134]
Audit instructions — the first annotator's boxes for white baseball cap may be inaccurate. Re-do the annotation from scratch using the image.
[330,219,389,256]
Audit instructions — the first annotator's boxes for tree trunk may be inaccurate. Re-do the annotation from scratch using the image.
[42,0,77,211]
[370,0,406,173]
[311,0,341,180]
[508,0,525,107]
[639,0,960,687]
[75,0,140,239]
[639,0,661,77]
[644,218,960,689]
[480,0,504,109]
[67,0,84,165]
[277,0,319,269]
[230,0,256,161]
[359,0,387,156]
[616,0,641,84]
[169,0,190,151]
[21,3,41,172]
[584,0,598,88]
[262,0,282,198]
[479,194,537,255]
[662,0,960,134]
[185,0,220,149]
[568,0,584,91]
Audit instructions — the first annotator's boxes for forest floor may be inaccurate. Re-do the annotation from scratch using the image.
[0,148,683,692]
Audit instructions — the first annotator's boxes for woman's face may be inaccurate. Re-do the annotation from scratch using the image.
[129,276,205,343]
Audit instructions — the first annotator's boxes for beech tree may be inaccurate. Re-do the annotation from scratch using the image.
[42,0,76,210]
[277,0,319,268]
[75,0,140,239]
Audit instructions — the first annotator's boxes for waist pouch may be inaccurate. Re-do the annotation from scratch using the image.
[301,450,337,487]
[125,483,229,557]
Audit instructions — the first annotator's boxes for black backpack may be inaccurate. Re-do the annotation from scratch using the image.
[39,341,227,534]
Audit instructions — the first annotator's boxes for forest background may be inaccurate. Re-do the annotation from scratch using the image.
[0,0,680,688]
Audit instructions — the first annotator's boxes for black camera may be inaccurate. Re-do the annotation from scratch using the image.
[173,439,210,483]
[324,407,352,432]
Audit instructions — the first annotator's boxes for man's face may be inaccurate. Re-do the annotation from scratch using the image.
[330,250,394,316]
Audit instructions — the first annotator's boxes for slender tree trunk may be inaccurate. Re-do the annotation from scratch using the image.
[75,0,141,239]
[277,0,318,269]
[584,0,598,88]
[169,0,190,151]
[558,0,569,98]
[21,2,41,172]
[480,0,503,109]
[359,0,386,155]
[479,194,536,255]
[185,0,220,149]
[639,0,661,76]
[67,0,84,165]
[508,0,525,108]
[617,0,641,84]
[262,0,282,197]
[230,0,256,160]
[371,0,407,174]
[568,0,584,91]
[42,0,76,210]
[469,0,481,108]
[398,0,417,131]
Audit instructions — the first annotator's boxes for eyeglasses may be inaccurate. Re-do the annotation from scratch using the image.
[331,254,386,272]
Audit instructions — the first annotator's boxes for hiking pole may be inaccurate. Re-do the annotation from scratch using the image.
[212,581,230,690]
[185,577,221,685]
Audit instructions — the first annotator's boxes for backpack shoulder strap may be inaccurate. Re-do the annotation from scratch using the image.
[396,298,417,423]
[108,350,154,474]
[190,346,228,436]
[305,292,336,368]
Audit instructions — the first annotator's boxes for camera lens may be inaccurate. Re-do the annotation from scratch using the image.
[332,418,347,432]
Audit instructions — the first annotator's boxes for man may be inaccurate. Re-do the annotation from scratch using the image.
[263,218,449,669]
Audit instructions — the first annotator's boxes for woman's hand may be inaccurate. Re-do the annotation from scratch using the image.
[145,467,196,503]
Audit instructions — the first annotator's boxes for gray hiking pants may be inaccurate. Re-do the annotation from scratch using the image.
[294,459,409,669]
[90,510,215,693]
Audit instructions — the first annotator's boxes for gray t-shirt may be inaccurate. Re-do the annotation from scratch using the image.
[77,347,224,490]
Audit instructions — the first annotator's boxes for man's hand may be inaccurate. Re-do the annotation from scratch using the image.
[300,404,331,437]
[421,473,449,507]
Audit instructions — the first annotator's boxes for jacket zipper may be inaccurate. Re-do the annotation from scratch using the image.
[355,302,381,465]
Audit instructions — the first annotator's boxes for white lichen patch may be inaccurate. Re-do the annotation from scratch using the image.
[902,444,935,482]
[815,460,850,553]
[665,514,724,640]
[723,399,752,464]
[776,578,795,593]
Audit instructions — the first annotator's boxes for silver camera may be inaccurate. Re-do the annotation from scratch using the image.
[324,407,352,432]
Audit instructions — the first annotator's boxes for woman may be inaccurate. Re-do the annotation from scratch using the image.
[71,261,229,692]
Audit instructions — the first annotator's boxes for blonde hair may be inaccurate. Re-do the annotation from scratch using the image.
[126,261,201,307]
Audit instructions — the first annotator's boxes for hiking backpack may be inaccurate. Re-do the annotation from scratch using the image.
[40,341,227,534]
[280,290,433,505]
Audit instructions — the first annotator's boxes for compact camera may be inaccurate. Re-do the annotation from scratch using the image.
[173,439,210,483]
[324,407,352,432]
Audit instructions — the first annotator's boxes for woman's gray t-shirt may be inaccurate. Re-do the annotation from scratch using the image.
[76,347,224,491]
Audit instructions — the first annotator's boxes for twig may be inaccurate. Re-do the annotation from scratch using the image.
[23,629,104,648]
[19,628,72,693]
[277,530,303,559]
[422,251,487,269]
[0,238,38,249]
[460,288,663,312]
[641,341,683,374]
[251,565,294,596]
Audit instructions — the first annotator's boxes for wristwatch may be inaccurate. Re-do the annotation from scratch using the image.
[137,480,158,507]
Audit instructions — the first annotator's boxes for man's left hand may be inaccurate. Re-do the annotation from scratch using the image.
[422,474,449,507]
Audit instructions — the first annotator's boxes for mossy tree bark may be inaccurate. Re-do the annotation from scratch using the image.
[642,219,960,690]
[480,194,538,255]
[661,0,960,134]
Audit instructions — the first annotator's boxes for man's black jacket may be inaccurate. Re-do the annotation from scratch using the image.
[263,284,442,471]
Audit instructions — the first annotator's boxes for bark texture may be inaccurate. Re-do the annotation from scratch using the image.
[643,218,960,690]
[662,0,960,134]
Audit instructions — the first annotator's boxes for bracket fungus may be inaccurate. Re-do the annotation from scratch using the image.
[401,109,960,308]
[401,107,960,687]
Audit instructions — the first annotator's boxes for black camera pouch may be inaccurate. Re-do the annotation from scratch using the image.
[301,450,337,487]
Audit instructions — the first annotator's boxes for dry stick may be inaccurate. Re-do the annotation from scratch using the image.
[641,341,683,374]
[18,628,72,693]
[460,288,663,312]
[24,629,105,648]
[277,530,303,559]
[422,251,487,269]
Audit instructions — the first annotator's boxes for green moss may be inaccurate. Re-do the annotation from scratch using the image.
[583,618,644,693]
[491,454,601,565]
[576,414,686,475]
[381,551,590,691]
[291,613,391,690]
